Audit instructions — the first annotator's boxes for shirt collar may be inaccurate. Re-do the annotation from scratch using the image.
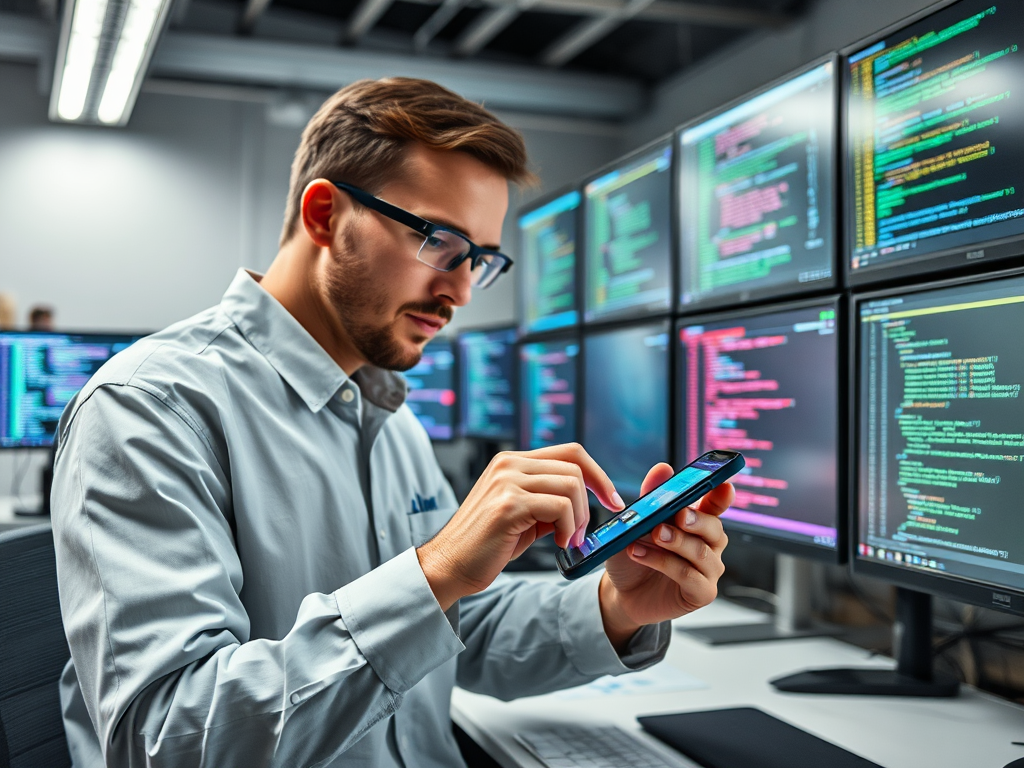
[219,269,407,414]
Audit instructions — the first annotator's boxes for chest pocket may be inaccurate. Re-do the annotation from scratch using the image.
[407,507,457,547]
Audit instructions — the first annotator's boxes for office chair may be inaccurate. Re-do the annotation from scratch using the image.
[0,524,71,768]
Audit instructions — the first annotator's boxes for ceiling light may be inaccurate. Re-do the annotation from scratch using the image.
[49,0,173,126]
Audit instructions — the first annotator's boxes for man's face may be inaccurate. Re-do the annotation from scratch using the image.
[316,144,509,371]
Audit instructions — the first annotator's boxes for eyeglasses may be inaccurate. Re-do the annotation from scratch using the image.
[331,182,513,289]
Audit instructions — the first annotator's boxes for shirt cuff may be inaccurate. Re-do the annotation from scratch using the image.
[334,547,465,694]
[557,571,671,677]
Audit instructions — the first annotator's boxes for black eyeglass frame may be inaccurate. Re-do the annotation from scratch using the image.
[332,181,514,287]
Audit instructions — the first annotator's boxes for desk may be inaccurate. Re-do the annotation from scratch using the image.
[0,495,45,532]
[452,592,1024,768]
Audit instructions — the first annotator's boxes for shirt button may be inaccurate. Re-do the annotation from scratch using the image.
[379,528,386,539]
[340,388,355,403]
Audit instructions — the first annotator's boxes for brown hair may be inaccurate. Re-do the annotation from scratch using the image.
[280,77,535,246]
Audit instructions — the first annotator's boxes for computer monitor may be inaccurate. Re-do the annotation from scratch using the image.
[676,299,843,561]
[457,326,518,442]
[518,188,581,335]
[403,338,457,441]
[678,58,837,312]
[855,269,1024,611]
[582,320,670,503]
[0,331,143,449]
[519,336,578,449]
[583,138,674,324]
[771,268,1024,697]
[844,0,1024,287]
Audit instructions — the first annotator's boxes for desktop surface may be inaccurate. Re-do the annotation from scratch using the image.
[451,594,1024,768]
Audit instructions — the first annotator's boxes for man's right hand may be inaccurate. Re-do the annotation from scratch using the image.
[416,443,625,611]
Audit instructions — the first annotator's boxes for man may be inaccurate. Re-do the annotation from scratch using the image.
[29,304,54,331]
[52,77,732,767]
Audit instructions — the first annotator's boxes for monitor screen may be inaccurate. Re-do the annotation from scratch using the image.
[518,190,581,335]
[677,302,840,555]
[583,321,670,502]
[678,60,836,311]
[403,339,456,441]
[520,337,578,449]
[857,273,1024,594]
[583,141,673,323]
[458,327,517,441]
[846,0,1024,284]
[0,332,143,448]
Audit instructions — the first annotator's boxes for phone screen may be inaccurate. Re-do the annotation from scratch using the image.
[576,464,714,557]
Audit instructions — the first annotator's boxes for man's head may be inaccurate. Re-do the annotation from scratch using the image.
[271,77,533,374]
[29,305,54,331]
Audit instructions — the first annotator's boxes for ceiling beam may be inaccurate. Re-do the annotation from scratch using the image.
[345,0,397,42]
[240,0,273,33]
[170,0,193,27]
[146,31,645,118]
[453,4,519,56]
[473,0,788,28]
[541,0,653,67]
[413,0,465,51]
[0,13,50,61]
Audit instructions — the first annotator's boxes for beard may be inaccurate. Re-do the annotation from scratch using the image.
[322,227,453,372]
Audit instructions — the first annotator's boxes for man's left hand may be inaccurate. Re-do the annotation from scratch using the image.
[597,462,734,652]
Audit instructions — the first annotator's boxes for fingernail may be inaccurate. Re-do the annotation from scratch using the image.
[612,492,624,509]
[572,528,585,548]
[658,526,672,543]
[632,543,647,557]
[686,509,697,527]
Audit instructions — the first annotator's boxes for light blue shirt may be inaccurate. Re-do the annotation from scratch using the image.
[51,269,670,768]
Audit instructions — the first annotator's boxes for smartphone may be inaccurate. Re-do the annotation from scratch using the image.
[555,450,744,580]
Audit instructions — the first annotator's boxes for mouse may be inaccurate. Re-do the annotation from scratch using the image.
[1003,759,1024,768]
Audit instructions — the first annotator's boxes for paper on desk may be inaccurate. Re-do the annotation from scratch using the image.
[552,664,707,699]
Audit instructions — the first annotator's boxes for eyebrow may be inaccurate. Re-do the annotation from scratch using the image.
[419,213,502,252]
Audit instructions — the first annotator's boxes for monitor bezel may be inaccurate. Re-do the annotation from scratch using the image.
[674,294,848,564]
[455,323,520,442]
[580,316,674,505]
[517,330,581,451]
[580,134,677,328]
[515,183,584,337]
[0,329,150,451]
[839,0,1024,292]
[850,265,1024,615]
[674,53,841,316]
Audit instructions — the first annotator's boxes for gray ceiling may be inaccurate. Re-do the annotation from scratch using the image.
[0,0,808,121]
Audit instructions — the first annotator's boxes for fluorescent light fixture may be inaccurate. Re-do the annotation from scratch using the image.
[50,0,173,126]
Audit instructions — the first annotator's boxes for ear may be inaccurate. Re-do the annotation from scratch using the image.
[300,179,348,248]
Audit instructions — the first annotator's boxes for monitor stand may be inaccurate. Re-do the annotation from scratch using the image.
[681,554,836,645]
[770,587,959,697]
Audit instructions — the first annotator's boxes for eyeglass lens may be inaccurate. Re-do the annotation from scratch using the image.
[417,230,503,288]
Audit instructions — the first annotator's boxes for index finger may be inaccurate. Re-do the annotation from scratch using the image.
[521,443,625,512]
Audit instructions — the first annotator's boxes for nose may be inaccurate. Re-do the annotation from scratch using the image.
[431,259,474,308]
